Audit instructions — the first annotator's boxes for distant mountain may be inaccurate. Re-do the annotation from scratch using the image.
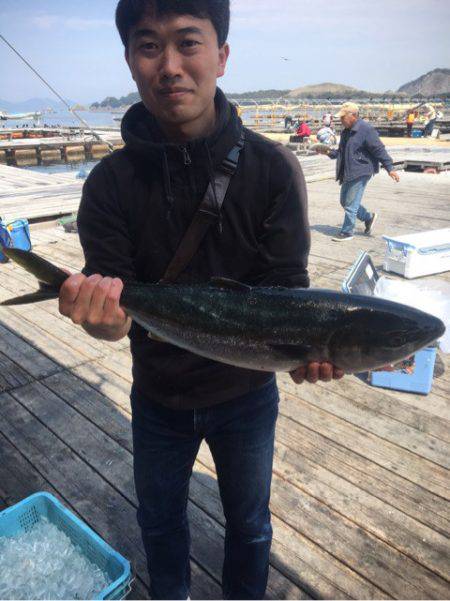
[397,68,450,97]
[91,92,141,109]
[287,82,377,99]
[0,98,74,112]
[90,71,450,109]
[227,89,291,100]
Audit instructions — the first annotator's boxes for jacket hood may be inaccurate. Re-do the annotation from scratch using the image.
[121,87,242,169]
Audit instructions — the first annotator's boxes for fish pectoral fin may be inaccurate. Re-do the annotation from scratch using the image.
[209,277,252,291]
[147,330,168,343]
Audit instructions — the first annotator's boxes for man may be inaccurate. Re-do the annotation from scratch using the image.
[322,112,333,127]
[284,114,294,130]
[406,110,415,138]
[59,1,343,598]
[316,124,336,146]
[296,120,311,140]
[317,102,400,242]
[423,104,437,137]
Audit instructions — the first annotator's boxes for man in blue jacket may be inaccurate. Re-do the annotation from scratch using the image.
[318,102,400,241]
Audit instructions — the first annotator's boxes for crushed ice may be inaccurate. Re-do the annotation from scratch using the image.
[0,517,112,599]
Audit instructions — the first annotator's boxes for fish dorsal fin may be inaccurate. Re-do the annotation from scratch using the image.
[209,277,251,292]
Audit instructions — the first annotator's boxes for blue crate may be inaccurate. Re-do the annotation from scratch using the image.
[0,492,132,600]
[411,129,423,138]
[0,218,31,263]
[370,347,437,395]
[8,219,31,251]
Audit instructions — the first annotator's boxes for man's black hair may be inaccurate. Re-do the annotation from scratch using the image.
[116,0,230,49]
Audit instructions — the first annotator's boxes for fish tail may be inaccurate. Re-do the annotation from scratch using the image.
[0,248,69,306]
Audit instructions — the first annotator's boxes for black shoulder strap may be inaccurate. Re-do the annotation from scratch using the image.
[160,131,245,284]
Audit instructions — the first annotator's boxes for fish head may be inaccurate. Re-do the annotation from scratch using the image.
[329,301,445,373]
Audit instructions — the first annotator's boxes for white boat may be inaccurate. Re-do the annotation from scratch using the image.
[0,110,42,121]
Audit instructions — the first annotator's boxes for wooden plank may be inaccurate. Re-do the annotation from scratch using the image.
[0,431,60,504]
[277,389,449,500]
[64,356,447,580]
[0,348,34,392]
[72,361,133,410]
[279,374,450,443]
[43,371,310,598]
[278,378,449,470]
[0,175,82,220]
[192,453,389,600]
[0,264,127,358]
[274,414,449,535]
[0,436,151,601]
[0,322,60,380]
[41,371,358,599]
[272,435,450,579]
[0,390,222,600]
[42,370,133,440]
[0,308,86,370]
[0,300,105,363]
[196,445,450,600]
[267,475,449,599]
[341,355,450,419]
[35,242,87,270]
[7,381,305,600]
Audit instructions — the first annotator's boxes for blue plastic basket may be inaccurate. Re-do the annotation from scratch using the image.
[0,218,32,263]
[0,492,132,600]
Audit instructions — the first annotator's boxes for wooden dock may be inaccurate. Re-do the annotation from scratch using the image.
[0,168,449,599]
[0,164,83,222]
[0,130,123,167]
[0,156,336,225]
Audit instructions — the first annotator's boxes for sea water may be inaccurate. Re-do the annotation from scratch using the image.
[0,517,112,599]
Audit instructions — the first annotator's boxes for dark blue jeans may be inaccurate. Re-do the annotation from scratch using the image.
[131,378,279,600]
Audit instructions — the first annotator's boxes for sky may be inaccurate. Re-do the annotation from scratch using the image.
[0,0,449,104]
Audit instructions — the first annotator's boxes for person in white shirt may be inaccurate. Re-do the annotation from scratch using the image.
[316,125,336,145]
[423,105,437,137]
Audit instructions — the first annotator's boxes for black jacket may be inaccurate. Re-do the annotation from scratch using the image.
[77,88,310,409]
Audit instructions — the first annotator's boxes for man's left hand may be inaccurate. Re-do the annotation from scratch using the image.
[389,171,400,183]
[290,362,345,384]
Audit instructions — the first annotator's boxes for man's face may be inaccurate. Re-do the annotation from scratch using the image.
[340,112,358,129]
[126,12,229,133]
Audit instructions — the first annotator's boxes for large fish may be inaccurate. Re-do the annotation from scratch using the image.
[0,248,445,374]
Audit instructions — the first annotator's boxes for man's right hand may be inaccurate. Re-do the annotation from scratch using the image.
[59,273,131,341]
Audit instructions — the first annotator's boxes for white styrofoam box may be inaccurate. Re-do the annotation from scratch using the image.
[382,228,450,279]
